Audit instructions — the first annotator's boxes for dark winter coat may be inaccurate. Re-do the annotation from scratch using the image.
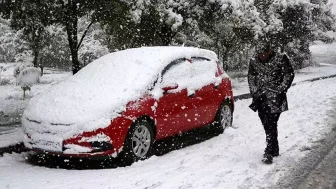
[248,51,295,114]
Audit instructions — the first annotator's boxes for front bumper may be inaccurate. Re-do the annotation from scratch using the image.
[27,147,117,158]
[23,116,133,158]
[24,135,117,157]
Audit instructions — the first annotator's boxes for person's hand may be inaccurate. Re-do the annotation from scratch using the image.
[253,89,264,100]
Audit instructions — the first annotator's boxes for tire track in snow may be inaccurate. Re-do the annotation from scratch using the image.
[274,97,336,189]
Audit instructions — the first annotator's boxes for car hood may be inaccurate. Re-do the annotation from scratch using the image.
[23,77,151,126]
[23,54,160,127]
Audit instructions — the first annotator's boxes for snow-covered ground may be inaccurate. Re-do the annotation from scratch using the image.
[0,71,336,189]
[0,63,70,147]
[0,63,71,125]
[0,124,23,148]
[310,41,336,64]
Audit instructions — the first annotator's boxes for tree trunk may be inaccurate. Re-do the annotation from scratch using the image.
[160,24,176,46]
[71,50,80,74]
[65,1,81,75]
[33,49,39,67]
[39,65,44,76]
[222,51,229,71]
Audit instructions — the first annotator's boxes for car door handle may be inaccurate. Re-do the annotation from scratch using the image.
[188,93,195,98]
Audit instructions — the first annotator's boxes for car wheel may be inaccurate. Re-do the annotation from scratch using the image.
[120,118,154,163]
[212,100,233,134]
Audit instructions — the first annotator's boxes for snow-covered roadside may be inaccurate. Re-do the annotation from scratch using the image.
[0,63,71,125]
[231,63,336,95]
[0,125,23,148]
[229,42,336,94]
[0,64,70,147]
[0,77,335,189]
[310,41,336,65]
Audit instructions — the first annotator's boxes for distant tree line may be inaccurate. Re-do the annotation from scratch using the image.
[0,0,335,74]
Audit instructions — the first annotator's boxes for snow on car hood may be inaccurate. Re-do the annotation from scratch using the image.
[23,46,217,137]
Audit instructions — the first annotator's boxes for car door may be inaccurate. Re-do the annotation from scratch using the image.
[185,57,221,128]
[154,59,195,139]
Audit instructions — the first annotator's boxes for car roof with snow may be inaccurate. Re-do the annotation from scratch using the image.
[106,46,217,66]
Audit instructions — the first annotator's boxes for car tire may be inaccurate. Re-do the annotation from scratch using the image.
[120,118,155,163]
[212,100,233,134]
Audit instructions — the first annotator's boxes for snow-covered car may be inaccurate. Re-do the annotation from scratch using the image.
[22,47,234,162]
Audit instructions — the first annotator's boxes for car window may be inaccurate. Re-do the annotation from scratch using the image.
[190,57,217,79]
[161,59,192,89]
[191,57,210,61]
[159,57,219,94]
[161,58,186,76]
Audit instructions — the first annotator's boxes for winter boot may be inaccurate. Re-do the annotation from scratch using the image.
[262,154,273,164]
[272,143,279,157]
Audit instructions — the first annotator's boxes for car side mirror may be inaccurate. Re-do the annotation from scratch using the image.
[162,84,178,92]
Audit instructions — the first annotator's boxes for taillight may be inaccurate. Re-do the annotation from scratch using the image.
[216,61,224,76]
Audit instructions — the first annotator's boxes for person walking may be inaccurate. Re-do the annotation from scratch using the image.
[248,44,295,164]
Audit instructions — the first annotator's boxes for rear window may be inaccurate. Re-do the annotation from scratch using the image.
[190,57,217,79]
[161,59,191,87]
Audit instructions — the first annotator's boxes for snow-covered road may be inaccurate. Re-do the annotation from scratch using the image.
[1,76,336,188]
[298,138,336,189]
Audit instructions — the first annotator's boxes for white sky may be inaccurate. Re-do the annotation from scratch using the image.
[331,0,336,14]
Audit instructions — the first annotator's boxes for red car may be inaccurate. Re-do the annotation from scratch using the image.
[22,47,234,162]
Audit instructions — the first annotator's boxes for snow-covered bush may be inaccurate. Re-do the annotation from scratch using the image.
[0,66,2,84]
[14,50,34,64]
[0,65,13,85]
[41,24,71,68]
[16,67,41,99]
[77,17,109,66]
[78,28,109,65]
[0,77,11,86]
[13,63,33,78]
[0,18,29,63]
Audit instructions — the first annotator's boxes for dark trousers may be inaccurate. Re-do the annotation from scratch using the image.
[258,111,281,155]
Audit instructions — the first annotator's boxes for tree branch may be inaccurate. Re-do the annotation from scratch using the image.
[76,21,94,51]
